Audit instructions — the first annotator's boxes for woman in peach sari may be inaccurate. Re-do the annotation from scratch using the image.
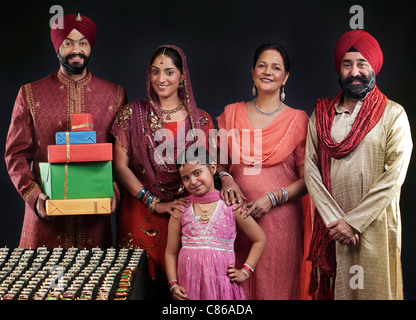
[216,44,313,300]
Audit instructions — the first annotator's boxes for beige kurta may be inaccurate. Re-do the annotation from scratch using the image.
[305,99,413,300]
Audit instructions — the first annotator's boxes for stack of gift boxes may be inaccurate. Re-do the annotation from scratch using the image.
[39,113,114,216]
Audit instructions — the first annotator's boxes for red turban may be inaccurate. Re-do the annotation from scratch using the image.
[50,13,97,54]
[334,30,383,75]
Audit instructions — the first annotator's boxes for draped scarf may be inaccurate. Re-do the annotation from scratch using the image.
[308,85,387,299]
[185,190,221,203]
[216,102,309,168]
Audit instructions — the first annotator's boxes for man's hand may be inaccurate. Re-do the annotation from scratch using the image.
[36,192,50,220]
[327,219,359,246]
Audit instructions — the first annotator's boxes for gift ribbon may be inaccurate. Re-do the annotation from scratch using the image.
[71,122,94,130]
[66,132,70,162]
[64,164,68,199]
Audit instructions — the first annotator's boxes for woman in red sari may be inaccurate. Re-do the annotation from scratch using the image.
[112,45,214,298]
[216,44,313,299]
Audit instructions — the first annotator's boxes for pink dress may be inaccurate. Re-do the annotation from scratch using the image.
[177,199,246,300]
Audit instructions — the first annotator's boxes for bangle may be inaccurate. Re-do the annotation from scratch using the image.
[135,187,147,201]
[168,279,179,292]
[148,195,161,213]
[219,172,233,179]
[142,190,151,204]
[169,284,179,292]
[241,263,254,279]
[266,192,277,207]
[243,263,254,273]
[147,193,154,206]
[241,268,250,279]
[280,187,288,204]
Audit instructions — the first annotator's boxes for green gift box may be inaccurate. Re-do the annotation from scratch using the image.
[39,161,114,200]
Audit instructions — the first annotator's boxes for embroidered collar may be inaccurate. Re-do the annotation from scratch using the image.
[57,69,92,87]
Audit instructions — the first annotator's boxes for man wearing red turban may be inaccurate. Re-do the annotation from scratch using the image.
[305,30,412,300]
[51,13,97,55]
[4,13,128,249]
[51,13,97,78]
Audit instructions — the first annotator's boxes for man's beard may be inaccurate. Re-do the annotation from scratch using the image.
[58,52,90,75]
[339,71,376,100]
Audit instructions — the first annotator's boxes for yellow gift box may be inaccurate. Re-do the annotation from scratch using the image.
[46,198,111,216]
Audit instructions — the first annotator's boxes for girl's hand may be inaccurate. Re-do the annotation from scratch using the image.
[171,285,189,300]
[244,193,272,219]
[227,264,248,283]
[154,198,190,218]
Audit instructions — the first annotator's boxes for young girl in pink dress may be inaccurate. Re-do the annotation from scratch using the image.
[165,148,267,300]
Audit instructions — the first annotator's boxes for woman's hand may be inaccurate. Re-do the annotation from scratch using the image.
[171,285,189,300]
[244,193,273,219]
[220,176,246,208]
[154,198,190,218]
[227,264,248,283]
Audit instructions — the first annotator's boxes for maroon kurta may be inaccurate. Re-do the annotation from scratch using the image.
[5,70,127,249]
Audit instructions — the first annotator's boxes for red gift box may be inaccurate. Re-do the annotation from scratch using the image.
[71,113,94,131]
[47,143,113,163]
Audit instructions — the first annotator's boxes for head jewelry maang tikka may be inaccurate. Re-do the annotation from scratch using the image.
[160,47,167,64]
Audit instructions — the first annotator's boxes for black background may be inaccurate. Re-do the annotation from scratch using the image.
[0,0,414,299]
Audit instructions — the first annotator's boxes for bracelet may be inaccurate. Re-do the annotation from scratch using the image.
[168,279,179,292]
[135,186,147,201]
[142,190,151,204]
[266,191,277,207]
[169,284,179,292]
[243,263,254,273]
[241,263,254,279]
[219,172,233,179]
[280,187,288,204]
[136,186,161,213]
[148,196,161,213]
[241,268,250,279]
[147,193,154,206]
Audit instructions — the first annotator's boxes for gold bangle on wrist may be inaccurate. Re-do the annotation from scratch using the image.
[149,196,161,213]
[241,268,250,279]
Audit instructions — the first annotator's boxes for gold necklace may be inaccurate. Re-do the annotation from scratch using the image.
[161,102,184,120]
[196,202,214,224]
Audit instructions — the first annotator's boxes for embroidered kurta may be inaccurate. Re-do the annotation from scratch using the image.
[4,71,127,249]
[305,99,413,299]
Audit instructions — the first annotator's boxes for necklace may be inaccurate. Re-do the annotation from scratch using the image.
[253,98,283,116]
[161,102,184,120]
[196,202,214,224]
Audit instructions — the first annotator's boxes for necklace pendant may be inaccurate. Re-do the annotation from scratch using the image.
[199,214,211,224]
[161,101,183,121]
